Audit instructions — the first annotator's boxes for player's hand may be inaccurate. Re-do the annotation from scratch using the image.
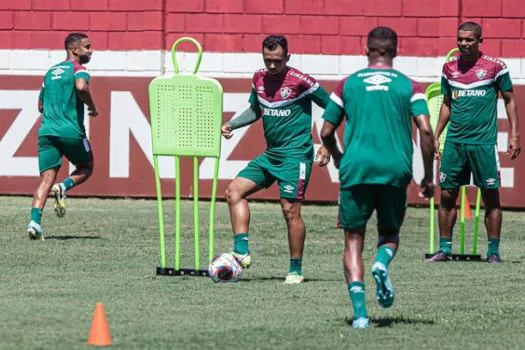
[221,123,233,139]
[507,135,521,160]
[314,146,331,167]
[419,176,435,200]
[88,106,99,117]
[434,138,441,160]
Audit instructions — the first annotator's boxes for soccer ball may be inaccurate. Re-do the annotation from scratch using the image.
[208,253,243,283]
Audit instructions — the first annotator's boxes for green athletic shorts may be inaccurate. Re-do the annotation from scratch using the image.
[338,185,407,232]
[38,136,93,173]
[237,152,312,200]
[439,142,500,190]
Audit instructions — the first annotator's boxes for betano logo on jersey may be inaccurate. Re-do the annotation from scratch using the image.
[262,108,291,117]
[452,89,487,100]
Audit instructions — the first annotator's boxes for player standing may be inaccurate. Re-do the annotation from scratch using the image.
[320,27,435,328]
[221,35,331,284]
[27,32,98,240]
[427,22,521,263]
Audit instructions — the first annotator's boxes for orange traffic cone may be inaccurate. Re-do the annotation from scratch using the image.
[87,303,112,347]
[464,192,472,219]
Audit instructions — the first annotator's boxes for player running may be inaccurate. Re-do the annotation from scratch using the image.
[320,27,435,328]
[221,35,331,284]
[27,32,98,240]
[427,22,521,263]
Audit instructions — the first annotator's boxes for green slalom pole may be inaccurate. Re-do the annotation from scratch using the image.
[429,197,435,253]
[472,188,481,255]
[175,156,181,271]
[459,186,466,255]
[154,156,166,268]
[193,157,200,271]
[209,158,219,263]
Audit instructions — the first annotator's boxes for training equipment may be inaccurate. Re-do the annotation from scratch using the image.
[87,303,112,347]
[149,37,223,277]
[208,253,243,283]
[426,48,481,261]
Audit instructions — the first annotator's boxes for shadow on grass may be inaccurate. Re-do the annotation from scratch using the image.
[240,276,339,282]
[345,316,435,328]
[45,235,102,240]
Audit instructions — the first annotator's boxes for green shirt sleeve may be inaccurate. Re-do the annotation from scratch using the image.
[496,70,513,92]
[248,86,259,107]
[74,70,90,82]
[441,75,451,97]
[410,80,429,117]
[38,84,45,101]
[308,85,330,108]
[322,100,344,126]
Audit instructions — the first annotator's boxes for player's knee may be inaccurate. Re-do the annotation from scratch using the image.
[225,186,241,204]
[440,190,457,208]
[378,228,400,247]
[281,203,301,223]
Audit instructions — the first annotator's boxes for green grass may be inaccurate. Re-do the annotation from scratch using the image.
[1,196,525,349]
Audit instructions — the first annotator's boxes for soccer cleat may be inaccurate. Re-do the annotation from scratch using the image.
[27,220,44,241]
[486,254,502,264]
[231,251,252,269]
[352,317,369,329]
[425,250,452,262]
[284,272,304,284]
[371,262,395,308]
[50,184,66,218]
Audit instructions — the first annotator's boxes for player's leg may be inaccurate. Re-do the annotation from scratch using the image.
[225,155,270,268]
[427,142,468,261]
[280,199,305,283]
[29,136,62,240]
[469,144,502,263]
[339,186,374,328]
[52,137,94,217]
[276,159,312,283]
[372,185,406,308]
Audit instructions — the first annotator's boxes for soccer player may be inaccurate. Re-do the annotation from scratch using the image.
[320,27,435,328]
[221,35,331,284]
[427,22,521,263]
[27,32,98,240]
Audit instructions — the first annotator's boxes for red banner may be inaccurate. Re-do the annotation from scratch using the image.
[0,76,523,207]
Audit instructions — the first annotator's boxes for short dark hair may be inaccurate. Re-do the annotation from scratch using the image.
[262,35,288,55]
[367,27,398,58]
[64,32,88,50]
[458,22,482,39]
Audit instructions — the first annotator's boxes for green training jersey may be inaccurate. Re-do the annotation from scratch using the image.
[323,66,429,188]
[249,66,330,161]
[38,60,91,139]
[441,54,513,144]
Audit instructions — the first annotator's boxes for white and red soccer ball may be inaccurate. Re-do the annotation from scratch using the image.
[208,253,243,283]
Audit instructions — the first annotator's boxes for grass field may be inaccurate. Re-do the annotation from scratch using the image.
[1,196,525,350]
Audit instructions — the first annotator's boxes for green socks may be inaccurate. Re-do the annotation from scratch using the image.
[488,238,500,256]
[62,177,75,191]
[376,245,396,268]
[233,233,249,255]
[288,258,302,275]
[31,207,42,225]
[348,281,368,319]
[439,237,452,254]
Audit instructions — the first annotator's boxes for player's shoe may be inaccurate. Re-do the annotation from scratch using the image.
[231,251,251,269]
[371,262,394,309]
[27,220,44,241]
[425,250,452,262]
[50,184,66,218]
[486,254,502,264]
[284,272,304,284]
[351,317,369,329]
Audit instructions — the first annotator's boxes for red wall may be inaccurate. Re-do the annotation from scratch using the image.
[0,0,524,57]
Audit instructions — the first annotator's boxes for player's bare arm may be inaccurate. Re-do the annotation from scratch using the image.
[320,120,342,169]
[414,114,435,199]
[501,90,521,160]
[75,78,98,117]
[434,95,451,159]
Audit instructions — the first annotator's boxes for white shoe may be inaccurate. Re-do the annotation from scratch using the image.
[50,184,66,218]
[371,262,395,308]
[231,251,252,269]
[352,317,369,329]
[27,220,44,241]
[284,272,304,284]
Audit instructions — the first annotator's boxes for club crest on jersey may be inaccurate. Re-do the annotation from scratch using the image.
[280,87,292,99]
[439,172,447,183]
[476,69,487,80]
